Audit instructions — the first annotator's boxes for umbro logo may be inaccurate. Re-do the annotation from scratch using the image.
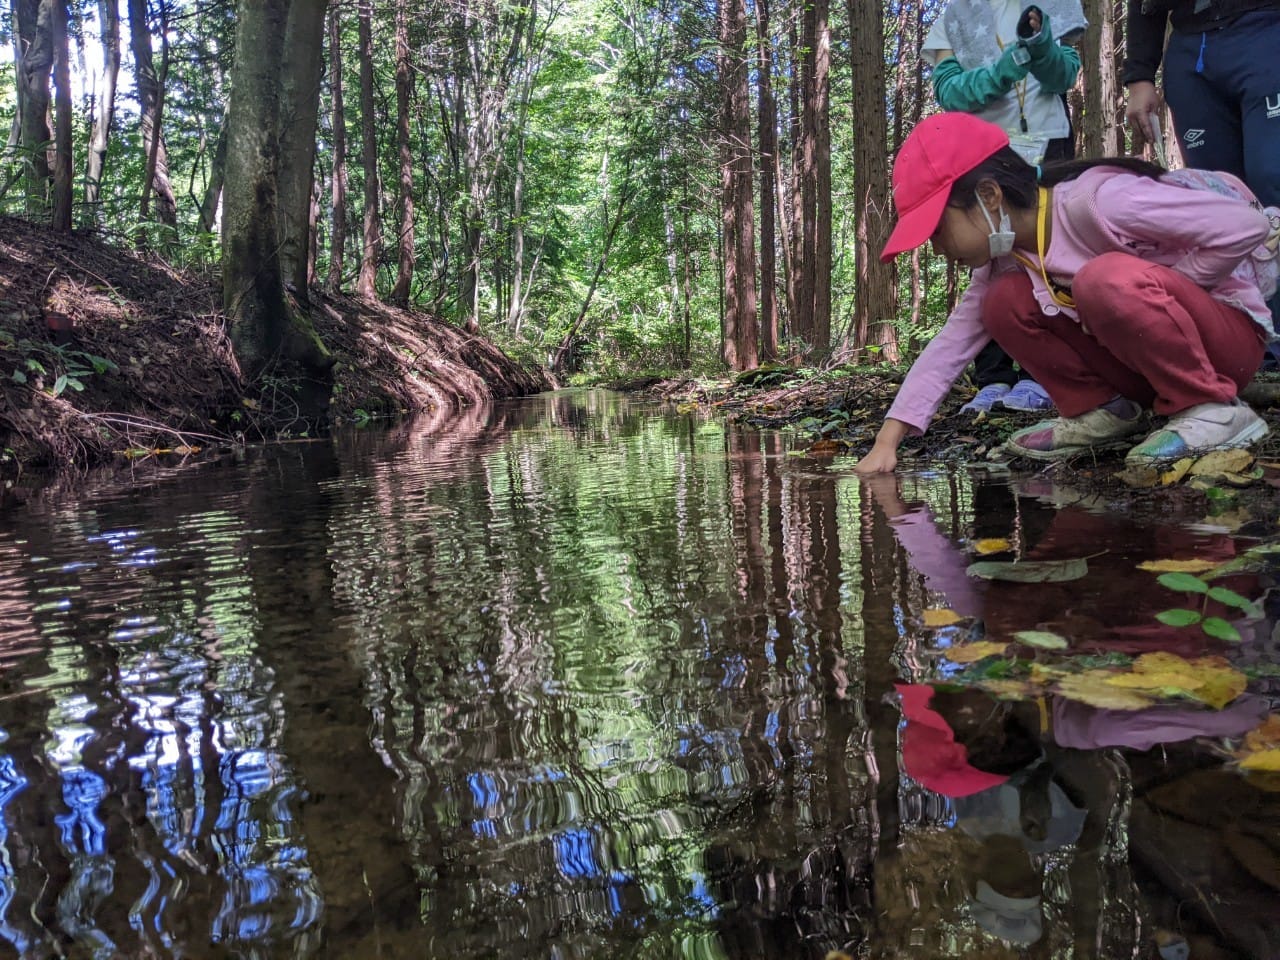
[1183,128,1206,147]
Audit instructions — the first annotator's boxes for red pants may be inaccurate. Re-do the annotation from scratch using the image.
[982,253,1265,417]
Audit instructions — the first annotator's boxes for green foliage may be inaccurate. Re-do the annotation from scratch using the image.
[1,327,119,398]
[1153,571,1260,643]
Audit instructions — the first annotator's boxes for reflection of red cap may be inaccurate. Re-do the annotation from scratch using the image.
[896,683,1009,797]
[880,113,1010,263]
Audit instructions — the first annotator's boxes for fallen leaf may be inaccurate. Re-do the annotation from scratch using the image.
[1242,716,1280,754]
[977,679,1039,700]
[944,641,1009,663]
[966,558,1088,583]
[1013,629,1069,650]
[1117,465,1159,488]
[1160,458,1195,485]
[1103,652,1247,709]
[241,397,260,410]
[1240,750,1280,772]
[922,608,965,627]
[1056,671,1155,710]
[808,439,841,455]
[973,537,1011,555]
[1188,448,1254,477]
[1137,558,1220,573]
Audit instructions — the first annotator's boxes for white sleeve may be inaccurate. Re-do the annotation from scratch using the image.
[921,15,953,66]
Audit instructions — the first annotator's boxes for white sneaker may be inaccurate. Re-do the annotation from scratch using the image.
[1125,401,1270,464]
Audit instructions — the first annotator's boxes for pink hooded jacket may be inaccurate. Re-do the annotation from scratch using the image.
[886,167,1275,436]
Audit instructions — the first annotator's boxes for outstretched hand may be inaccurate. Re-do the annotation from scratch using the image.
[853,444,898,475]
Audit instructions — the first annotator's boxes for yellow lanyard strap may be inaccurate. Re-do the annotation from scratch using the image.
[1013,187,1075,309]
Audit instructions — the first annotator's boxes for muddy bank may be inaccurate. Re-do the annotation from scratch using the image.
[0,215,546,489]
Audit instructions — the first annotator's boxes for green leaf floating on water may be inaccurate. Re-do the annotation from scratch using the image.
[965,558,1088,582]
[1013,630,1069,649]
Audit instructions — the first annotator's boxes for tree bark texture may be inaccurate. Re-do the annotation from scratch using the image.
[49,0,71,232]
[716,0,757,371]
[198,114,228,233]
[1080,0,1121,158]
[128,0,178,230]
[326,6,349,292]
[276,0,330,298]
[849,0,898,360]
[755,0,779,363]
[389,0,416,306]
[14,0,52,215]
[86,0,120,216]
[356,0,381,300]
[798,0,832,353]
[223,0,333,396]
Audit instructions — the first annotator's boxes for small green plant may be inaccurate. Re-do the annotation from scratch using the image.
[6,339,118,397]
[1154,571,1260,642]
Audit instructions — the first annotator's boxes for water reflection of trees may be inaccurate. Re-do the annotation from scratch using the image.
[0,394,1274,958]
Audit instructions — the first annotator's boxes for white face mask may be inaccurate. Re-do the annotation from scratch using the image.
[976,191,1016,258]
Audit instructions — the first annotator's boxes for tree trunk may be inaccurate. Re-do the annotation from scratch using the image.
[223,0,333,405]
[128,0,177,230]
[356,0,381,300]
[49,0,71,232]
[727,0,757,370]
[1080,0,1120,157]
[755,0,779,363]
[389,0,415,306]
[276,0,329,299]
[326,5,348,292]
[796,0,832,354]
[808,0,832,354]
[14,0,53,216]
[198,113,228,233]
[848,0,898,360]
[718,0,739,370]
[550,170,632,377]
[85,0,120,217]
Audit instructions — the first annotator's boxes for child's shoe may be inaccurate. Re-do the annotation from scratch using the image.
[994,379,1053,412]
[960,382,1012,415]
[1006,405,1146,461]
[1124,401,1269,465]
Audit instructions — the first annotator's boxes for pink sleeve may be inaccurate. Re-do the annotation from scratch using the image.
[1096,177,1271,289]
[889,506,985,619]
[885,269,992,436]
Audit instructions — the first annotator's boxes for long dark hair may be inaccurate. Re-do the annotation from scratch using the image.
[945,146,1166,210]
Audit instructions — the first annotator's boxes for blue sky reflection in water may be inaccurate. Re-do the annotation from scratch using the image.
[0,389,1275,959]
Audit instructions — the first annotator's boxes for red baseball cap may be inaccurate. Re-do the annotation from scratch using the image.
[880,113,1011,263]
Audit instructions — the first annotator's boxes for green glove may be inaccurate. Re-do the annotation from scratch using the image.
[1021,13,1081,94]
[932,47,1030,114]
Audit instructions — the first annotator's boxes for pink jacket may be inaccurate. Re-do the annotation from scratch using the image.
[886,168,1274,435]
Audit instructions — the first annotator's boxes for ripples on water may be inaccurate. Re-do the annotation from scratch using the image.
[0,390,1276,958]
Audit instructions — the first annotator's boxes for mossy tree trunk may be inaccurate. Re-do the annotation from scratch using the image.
[223,0,334,411]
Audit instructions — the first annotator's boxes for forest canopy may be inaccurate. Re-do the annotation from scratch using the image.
[1,0,1152,382]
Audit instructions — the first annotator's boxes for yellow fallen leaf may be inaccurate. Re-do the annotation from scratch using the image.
[944,641,1009,663]
[1103,652,1247,710]
[1188,448,1254,477]
[1160,457,1195,485]
[1240,750,1280,772]
[1243,716,1280,754]
[977,679,1038,700]
[1136,558,1220,573]
[973,538,1011,555]
[241,397,260,410]
[1029,663,1066,685]
[1056,671,1156,710]
[922,608,965,627]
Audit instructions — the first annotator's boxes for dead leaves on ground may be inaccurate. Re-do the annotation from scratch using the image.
[1119,447,1264,489]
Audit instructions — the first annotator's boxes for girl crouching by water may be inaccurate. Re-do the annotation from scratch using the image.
[854,112,1279,475]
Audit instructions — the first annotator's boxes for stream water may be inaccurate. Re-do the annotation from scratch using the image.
[0,389,1276,959]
